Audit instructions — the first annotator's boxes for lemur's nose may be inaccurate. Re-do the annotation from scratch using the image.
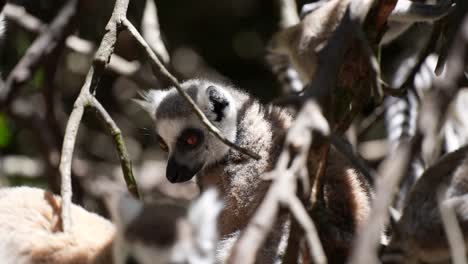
[166,157,199,183]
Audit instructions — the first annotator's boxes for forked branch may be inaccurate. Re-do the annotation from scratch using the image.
[59,0,139,233]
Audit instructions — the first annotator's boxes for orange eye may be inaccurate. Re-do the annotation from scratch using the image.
[186,135,198,146]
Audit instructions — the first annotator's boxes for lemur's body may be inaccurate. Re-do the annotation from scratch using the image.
[0,187,115,264]
[140,79,372,263]
[0,186,221,264]
[382,145,468,264]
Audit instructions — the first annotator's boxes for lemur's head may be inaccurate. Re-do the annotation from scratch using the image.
[137,79,239,183]
[113,189,222,264]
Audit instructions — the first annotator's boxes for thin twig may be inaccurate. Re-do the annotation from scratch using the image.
[349,142,411,264]
[3,5,150,86]
[1,0,78,106]
[89,97,139,197]
[122,18,261,160]
[287,194,326,264]
[330,134,376,183]
[357,104,386,140]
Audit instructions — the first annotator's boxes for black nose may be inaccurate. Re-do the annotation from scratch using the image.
[166,157,200,183]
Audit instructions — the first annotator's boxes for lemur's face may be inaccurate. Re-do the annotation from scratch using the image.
[138,80,238,183]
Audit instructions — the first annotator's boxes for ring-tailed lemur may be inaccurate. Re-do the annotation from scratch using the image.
[138,79,373,263]
[0,186,221,264]
[267,0,454,92]
[382,145,468,263]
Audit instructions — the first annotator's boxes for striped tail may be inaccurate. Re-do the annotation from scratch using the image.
[385,88,424,210]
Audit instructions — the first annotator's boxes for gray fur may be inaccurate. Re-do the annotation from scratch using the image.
[156,86,199,120]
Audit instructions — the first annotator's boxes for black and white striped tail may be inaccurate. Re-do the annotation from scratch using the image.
[385,87,424,210]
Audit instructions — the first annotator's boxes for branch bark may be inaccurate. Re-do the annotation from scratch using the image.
[228,100,329,264]
[121,17,261,160]
[350,10,468,264]
[59,0,139,233]
[3,4,152,86]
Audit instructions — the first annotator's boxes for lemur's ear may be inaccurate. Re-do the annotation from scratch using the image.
[206,85,230,122]
[115,193,143,228]
[188,188,223,253]
[133,90,168,120]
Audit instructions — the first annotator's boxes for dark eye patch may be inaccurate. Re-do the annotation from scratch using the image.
[177,128,204,150]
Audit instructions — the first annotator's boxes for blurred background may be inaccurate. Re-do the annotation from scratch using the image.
[0,0,428,215]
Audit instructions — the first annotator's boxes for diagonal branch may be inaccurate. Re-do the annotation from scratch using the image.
[0,0,78,106]
[3,3,152,87]
[228,100,329,264]
[121,17,261,160]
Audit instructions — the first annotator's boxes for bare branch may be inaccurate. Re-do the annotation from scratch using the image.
[351,10,468,264]
[121,18,261,160]
[357,104,386,140]
[142,0,170,64]
[228,100,329,264]
[59,0,139,233]
[349,143,411,264]
[3,6,147,85]
[89,96,139,198]
[0,0,78,106]
[287,194,326,264]
[2,4,46,32]
[59,89,86,233]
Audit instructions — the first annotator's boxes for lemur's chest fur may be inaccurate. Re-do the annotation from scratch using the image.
[198,98,372,263]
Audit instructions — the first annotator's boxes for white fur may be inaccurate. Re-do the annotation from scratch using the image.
[0,187,115,264]
[150,80,240,167]
[188,189,223,256]
[0,186,221,264]
[134,90,170,119]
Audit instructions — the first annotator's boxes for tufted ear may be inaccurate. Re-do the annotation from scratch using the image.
[133,90,168,120]
[206,85,230,122]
